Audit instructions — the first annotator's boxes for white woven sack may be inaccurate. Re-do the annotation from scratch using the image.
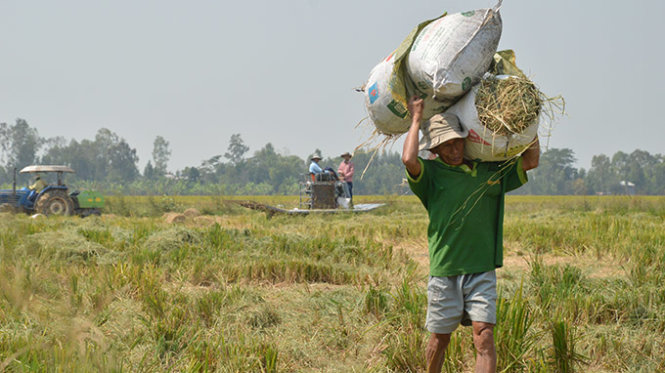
[407,3,502,102]
[365,57,450,135]
[446,80,539,162]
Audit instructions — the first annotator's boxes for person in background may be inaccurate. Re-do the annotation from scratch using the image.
[309,153,340,181]
[29,175,47,193]
[337,152,355,200]
[402,96,540,373]
[309,154,324,175]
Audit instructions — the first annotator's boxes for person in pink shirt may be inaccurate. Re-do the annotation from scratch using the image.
[337,152,355,200]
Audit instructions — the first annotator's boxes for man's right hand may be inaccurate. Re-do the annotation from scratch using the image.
[408,96,424,121]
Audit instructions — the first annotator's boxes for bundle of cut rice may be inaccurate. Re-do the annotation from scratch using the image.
[447,74,543,161]
[476,75,542,136]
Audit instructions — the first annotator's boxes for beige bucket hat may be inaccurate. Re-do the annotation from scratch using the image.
[418,112,468,151]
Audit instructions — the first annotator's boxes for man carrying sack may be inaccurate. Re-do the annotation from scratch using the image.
[401,96,539,373]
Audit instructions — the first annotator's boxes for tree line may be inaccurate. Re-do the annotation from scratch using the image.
[1,118,663,195]
[511,148,665,195]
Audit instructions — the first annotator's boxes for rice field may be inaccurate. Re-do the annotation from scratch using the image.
[1,195,664,372]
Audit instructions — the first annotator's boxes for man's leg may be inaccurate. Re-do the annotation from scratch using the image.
[472,321,496,373]
[461,271,497,372]
[426,333,450,373]
[425,275,462,372]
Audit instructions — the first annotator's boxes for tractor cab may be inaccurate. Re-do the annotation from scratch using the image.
[0,165,103,216]
[20,165,74,213]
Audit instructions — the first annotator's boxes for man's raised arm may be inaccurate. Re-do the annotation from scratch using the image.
[402,97,424,178]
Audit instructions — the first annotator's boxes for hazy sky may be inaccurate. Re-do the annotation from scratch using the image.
[2,0,664,171]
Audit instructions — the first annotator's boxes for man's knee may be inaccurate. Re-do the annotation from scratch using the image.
[428,333,451,352]
[472,323,495,354]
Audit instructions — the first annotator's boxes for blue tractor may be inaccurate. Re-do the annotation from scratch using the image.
[0,165,104,216]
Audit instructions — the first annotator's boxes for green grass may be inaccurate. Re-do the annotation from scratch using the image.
[0,195,664,371]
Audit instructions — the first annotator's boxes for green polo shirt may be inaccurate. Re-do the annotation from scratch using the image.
[407,157,527,277]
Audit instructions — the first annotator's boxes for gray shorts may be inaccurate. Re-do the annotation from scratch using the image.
[425,270,497,334]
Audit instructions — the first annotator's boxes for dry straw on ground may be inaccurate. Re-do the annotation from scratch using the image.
[475,75,542,136]
[163,212,186,224]
[183,208,201,218]
[193,215,217,227]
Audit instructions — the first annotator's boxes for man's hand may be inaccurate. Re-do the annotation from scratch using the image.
[408,96,424,121]
[521,137,540,171]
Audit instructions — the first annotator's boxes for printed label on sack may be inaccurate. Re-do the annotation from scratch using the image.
[368,82,379,104]
[467,129,491,145]
[387,100,408,118]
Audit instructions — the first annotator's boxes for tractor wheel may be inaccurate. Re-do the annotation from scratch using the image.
[35,190,74,216]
